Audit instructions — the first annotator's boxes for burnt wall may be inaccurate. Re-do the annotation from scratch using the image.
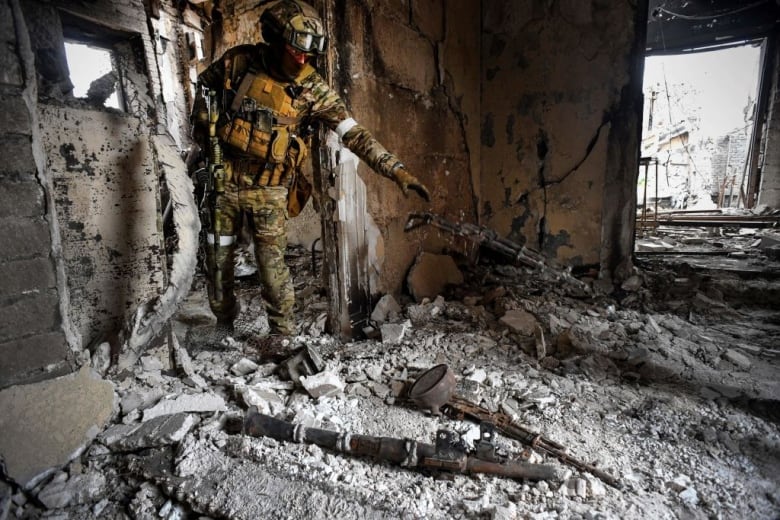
[200,0,480,295]
[0,0,74,389]
[480,1,644,275]
[16,0,167,352]
[329,0,480,294]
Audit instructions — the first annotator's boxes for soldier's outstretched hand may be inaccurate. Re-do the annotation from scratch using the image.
[393,167,431,202]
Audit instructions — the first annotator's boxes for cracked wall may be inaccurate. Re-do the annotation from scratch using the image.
[480,1,642,269]
[328,0,480,295]
[198,0,480,296]
[10,0,168,355]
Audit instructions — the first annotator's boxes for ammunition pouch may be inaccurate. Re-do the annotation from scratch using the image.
[217,110,274,159]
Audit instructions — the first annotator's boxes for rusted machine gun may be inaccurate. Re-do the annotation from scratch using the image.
[408,365,621,489]
[244,411,562,482]
[404,212,589,293]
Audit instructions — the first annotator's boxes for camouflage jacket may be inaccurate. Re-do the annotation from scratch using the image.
[194,43,403,180]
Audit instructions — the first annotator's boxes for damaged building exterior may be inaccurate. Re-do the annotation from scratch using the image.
[0,0,779,518]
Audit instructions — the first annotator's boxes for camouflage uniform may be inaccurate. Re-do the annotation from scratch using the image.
[194,43,414,335]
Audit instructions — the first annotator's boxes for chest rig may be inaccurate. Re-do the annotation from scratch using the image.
[217,61,313,187]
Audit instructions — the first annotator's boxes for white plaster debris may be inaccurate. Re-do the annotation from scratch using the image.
[15,238,780,520]
[300,371,346,398]
[37,471,106,510]
[230,357,260,376]
[142,392,227,421]
[380,320,411,344]
[370,294,402,324]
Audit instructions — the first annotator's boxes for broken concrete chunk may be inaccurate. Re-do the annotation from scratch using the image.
[37,471,106,510]
[679,486,699,506]
[365,364,384,382]
[142,393,227,422]
[562,477,587,498]
[230,358,259,376]
[140,355,165,372]
[299,371,346,398]
[621,275,642,292]
[666,474,691,492]
[100,413,198,451]
[381,321,411,344]
[121,387,166,416]
[367,381,392,399]
[171,334,208,389]
[91,342,112,376]
[370,294,402,324]
[0,366,116,489]
[585,474,607,498]
[534,324,547,360]
[722,349,752,370]
[239,386,286,415]
[500,309,539,336]
[406,252,464,303]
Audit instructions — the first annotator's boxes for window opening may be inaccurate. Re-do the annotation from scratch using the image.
[637,42,762,239]
[64,41,121,109]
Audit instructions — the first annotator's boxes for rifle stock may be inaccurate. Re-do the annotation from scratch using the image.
[404,212,589,293]
[206,89,226,301]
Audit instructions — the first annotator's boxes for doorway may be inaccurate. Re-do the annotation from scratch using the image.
[639,43,762,214]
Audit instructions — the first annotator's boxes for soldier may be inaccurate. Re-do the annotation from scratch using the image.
[192,0,430,337]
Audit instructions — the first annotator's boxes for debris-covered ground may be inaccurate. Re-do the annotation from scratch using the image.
[4,227,780,520]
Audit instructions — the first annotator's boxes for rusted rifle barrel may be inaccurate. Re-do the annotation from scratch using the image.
[244,412,560,482]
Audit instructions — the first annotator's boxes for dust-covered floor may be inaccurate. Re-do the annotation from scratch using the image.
[5,228,780,520]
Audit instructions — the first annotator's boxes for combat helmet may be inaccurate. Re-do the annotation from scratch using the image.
[261,0,327,54]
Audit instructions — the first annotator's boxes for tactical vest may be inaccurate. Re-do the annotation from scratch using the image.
[217,63,313,187]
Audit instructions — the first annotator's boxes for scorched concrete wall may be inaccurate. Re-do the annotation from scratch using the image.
[326,0,480,294]
[39,107,165,348]
[480,1,645,275]
[198,0,480,296]
[20,0,167,351]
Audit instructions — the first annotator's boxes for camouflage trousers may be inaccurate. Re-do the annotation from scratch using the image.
[205,184,295,335]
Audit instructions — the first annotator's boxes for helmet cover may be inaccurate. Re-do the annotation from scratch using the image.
[261,0,326,54]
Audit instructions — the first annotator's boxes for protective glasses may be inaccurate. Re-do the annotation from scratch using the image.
[285,28,326,54]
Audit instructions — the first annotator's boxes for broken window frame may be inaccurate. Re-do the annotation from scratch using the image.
[62,39,123,110]
[57,10,148,115]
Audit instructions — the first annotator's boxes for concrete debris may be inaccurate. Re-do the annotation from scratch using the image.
[99,413,198,451]
[0,366,116,489]
[406,252,464,302]
[500,309,539,336]
[36,471,106,510]
[9,239,779,520]
[121,387,166,415]
[722,349,752,370]
[230,358,260,376]
[370,294,402,324]
[142,392,227,421]
[90,342,112,375]
[239,386,286,415]
[381,320,411,344]
[299,371,346,398]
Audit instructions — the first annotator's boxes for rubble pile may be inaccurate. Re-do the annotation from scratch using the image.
[2,238,779,519]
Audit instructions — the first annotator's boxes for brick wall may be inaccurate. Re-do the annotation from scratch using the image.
[0,0,71,389]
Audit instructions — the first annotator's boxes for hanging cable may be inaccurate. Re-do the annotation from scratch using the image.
[655,0,768,21]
